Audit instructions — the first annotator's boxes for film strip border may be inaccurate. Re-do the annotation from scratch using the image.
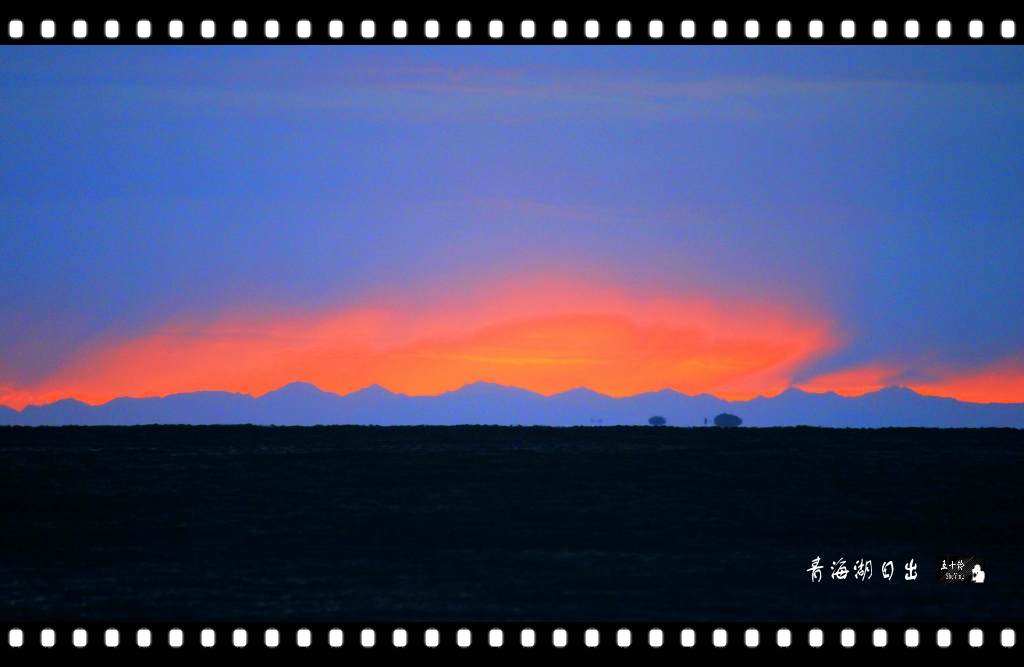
[0,623,1019,652]
[0,14,1020,44]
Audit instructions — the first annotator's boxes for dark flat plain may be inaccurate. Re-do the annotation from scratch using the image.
[0,425,1021,623]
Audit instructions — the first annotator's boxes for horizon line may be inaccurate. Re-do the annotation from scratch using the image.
[6,381,1021,412]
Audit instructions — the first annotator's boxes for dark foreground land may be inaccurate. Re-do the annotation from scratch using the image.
[0,425,1021,623]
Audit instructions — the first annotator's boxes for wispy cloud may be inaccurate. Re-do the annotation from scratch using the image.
[133,75,1022,123]
[9,55,1022,123]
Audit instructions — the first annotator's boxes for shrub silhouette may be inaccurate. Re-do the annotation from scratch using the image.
[648,416,666,426]
[713,413,742,427]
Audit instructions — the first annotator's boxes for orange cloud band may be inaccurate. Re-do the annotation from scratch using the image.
[0,281,837,409]
[796,357,1024,404]
[910,357,1024,404]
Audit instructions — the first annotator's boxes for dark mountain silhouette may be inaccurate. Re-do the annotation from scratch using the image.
[1,383,1022,428]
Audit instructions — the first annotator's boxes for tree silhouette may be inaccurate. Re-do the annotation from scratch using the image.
[713,413,742,427]
[648,416,667,426]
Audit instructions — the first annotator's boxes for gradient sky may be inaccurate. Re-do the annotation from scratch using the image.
[1,45,1023,409]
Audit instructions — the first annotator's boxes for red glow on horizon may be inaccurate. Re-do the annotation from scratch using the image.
[795,364,904,397]
[796,357,1024,404]
[0,281,837,409]
[5,279,1021,410]
[909,357,1024,404]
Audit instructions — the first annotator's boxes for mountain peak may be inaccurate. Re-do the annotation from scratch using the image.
[779,387,810,396]
[655,388,689,397]
[551,386,609,399]
[55,397,92,405]
[264,381,330,397]
[869,386,921,397]
[448,381,545,399]
[455,381,511,392]
[349,383,395,396]
[22,397,92,410]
